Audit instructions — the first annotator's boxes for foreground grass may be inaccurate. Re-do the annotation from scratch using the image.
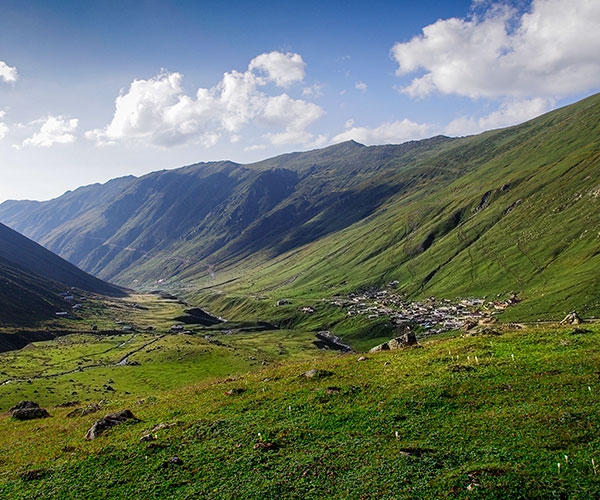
[1,323,599,499]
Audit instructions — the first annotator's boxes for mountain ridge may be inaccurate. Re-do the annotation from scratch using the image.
[0,222,127,327]
[1,94,598,320]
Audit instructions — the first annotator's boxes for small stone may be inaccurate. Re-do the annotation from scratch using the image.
[224,388,245,396]
[300,369,333,379]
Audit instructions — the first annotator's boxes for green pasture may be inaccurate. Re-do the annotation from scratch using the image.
[1,322,599,498]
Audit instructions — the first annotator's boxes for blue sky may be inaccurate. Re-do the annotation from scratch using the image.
[1,0,599,202]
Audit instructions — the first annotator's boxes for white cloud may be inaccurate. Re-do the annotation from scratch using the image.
[444,97,553,136]
[260,94,324,131]
[248,51,306,87]
[21,115,78,147]
[391,0,600,99]
[355,81,367,92]
[0,111,7,140]
[262,96,324,144]
[0,61,18,83]
[332,119,431,145]
[245,143,267,152]
[302,82,325,98]
[87,51,323,149]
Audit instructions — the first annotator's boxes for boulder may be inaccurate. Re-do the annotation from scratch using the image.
[369,332,418,353]
[12,407,50,420]
[10,400,40,411]
[10,401,50,420]
[85,409,137,439]
[560,311,583,325]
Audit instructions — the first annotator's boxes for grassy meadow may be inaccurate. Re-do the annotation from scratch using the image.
[1,308,599,498]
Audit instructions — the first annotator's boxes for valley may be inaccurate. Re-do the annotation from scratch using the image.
[0,93,599,498]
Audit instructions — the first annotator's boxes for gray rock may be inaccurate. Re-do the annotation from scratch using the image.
[10,401,50,420]
[12,407,50,420]
[561,311,583,325]
[85,409,137,439]
[369,332,418,353]
[10,400,40,411]
[300,368,334,379]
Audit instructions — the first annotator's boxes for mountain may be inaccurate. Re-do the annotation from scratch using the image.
[0,222,127,326]
[0,137,456,284]
[1,93,599,319]
[0,254,67,327]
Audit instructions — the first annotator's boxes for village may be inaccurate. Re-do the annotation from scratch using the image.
[325,284,520,336]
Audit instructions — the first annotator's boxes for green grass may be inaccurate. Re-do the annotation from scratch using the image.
[1,322,599,498]
[171,94,600,323]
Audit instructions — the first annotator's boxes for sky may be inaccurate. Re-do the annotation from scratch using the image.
[1,0,599,203]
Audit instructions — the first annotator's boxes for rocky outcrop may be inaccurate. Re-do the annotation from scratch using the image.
[369,332,418,353]
[174,307,224,326]
[85,409,137,439]
[560,311,583,325]
[10,401,50,420]
[313,331,352,352]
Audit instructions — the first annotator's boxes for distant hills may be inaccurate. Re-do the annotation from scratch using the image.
[0,222,126,326]
[1,93,599,320]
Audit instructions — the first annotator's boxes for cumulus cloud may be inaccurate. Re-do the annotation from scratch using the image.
[258,98,320,145]
[332,119,431,145]
[444,97,553,136]
[21,115,78,147]
[87,51,323,148]
[248,51,306,87]
[391,0,600,99]
[355,81,367,92]
[0,61,18,83]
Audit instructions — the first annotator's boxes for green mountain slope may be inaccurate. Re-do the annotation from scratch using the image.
[226,94,600,320]
[0,254,67,327]
[1,94,599,320]
[0,223,126,298]
[0,222,127,328]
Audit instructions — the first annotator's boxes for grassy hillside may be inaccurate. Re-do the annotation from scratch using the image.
[1,322,599,499]
[0,255,67,328]
[186,94,600,322]
[0,222,127,333]
[0,223,126,298]
[0,94,598,325]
